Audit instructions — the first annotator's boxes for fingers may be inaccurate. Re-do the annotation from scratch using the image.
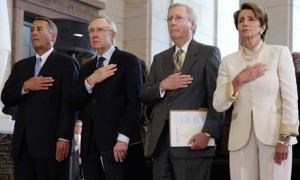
[161,74,193,91]
[24,77,54,91]
[274,144,289,165]
[113,141,128,163]
[56,140,70,161]
[93,64,117,83]
[241,63,268,82]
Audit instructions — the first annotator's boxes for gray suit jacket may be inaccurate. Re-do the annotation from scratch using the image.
[140,39,224,158]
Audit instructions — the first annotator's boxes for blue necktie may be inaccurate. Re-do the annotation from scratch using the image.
[96,56,105,69]
[34,57,42,76]
[174,49,184,73]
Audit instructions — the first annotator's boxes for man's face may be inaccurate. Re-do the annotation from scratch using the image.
[167,6,195,43]
[293,53,300,73]
[74,121,82,135]
[31,20,55,55]
[88,18,116,54]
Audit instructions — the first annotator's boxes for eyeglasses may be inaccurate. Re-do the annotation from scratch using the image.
[294,59,300,64]
[165,15,189,23]
[88,27,112,34]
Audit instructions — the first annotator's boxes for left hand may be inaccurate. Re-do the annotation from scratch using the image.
[56,140,70,161]
[274,143,289,165]
[188,132,210,150]
[113,141,128,162]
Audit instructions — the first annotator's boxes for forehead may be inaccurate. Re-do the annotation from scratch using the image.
[88,18,109,29]
[168,6,187,16]
[293,53,300,59]
[75,122,82,126]
[32,20,49,28]
[239,9,256,18]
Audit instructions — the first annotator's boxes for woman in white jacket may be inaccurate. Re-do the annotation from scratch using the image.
[213,2,299,180]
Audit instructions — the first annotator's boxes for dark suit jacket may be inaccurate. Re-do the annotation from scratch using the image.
[140,39,225,158]
[1,50,79,158]
[72,48,143,156]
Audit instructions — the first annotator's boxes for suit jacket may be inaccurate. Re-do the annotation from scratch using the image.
[213,44,299,151]
[1,50,79,158]
[140,39,225,158]
[72,48,143,156]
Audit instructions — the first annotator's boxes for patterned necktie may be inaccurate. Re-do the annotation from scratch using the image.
[34,57,42,76]
[96,56,105,69]
[174,49,184,73]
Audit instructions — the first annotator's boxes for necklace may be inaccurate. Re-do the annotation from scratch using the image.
[241,42,265,61]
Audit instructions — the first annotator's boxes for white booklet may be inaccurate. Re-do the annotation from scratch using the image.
[169,109,215,147]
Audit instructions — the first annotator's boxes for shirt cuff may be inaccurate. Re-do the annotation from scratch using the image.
[225,82,239,102]
[159,87,165,97]
[117,133,130,144]
[85,79,94,94]
[21,88,28,95]
[58,138,69,142]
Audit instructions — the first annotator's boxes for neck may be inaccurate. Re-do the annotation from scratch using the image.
[241,37,261,50]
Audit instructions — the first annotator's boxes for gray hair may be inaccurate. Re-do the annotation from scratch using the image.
[168,3,197,35]
[34,17,57,45]
[89,15,117,45]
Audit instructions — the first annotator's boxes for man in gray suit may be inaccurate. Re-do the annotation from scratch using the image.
[140,3,224,180]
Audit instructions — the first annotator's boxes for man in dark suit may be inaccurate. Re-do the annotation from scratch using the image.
[292,52,300,158]
[72,15,145,180]
[1,17,78,180]
[71,120,84,180]
[140,3,224,180]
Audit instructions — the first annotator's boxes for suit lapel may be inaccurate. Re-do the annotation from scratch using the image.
[109,48,121,65]
[162,46,175,76]
[30,56,37,76]
[181,39,198,74]
[38,51,57,76]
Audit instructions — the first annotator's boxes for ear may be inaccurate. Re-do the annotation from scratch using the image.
[190,20,196,32]
[50,32,57,42]
[260,25,266,34]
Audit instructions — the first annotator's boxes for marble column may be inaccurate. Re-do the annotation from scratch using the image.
[0,0,12,121]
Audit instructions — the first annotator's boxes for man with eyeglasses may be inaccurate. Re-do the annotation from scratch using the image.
[72,15,145,180]
[292,52,300,159]
[140,3,224,180]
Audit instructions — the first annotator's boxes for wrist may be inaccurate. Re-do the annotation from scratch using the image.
[277,140,289,147]
[86,76,95,85]
[280,134,290,141]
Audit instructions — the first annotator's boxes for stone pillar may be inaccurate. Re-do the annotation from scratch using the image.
[0,0,12,121]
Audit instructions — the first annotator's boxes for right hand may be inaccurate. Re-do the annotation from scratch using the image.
[232,63,268,92]
[160,72,193,92]
[87,64,117,85]
[23,76,54,92]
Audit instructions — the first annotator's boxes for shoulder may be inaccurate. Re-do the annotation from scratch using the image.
[264,44,290,52]
[52,50,80,68]
[53,51,76,62]
[13,56,34,67]
[190,40,220,52]
[115,48,139,60]
[154,46,173,59]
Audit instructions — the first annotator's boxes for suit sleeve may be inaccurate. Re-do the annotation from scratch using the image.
[1,63,28,107]
[139,55,163,106]
[118,56,143,138]
[56,58,79,141]
[202,47,225,139]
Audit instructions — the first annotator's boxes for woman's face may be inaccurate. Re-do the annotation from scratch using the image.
[237,9,265,41]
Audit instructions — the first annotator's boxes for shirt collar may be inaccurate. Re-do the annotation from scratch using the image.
[175,37,192,53]
[35,47,54,65]
[97,45,116,62]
